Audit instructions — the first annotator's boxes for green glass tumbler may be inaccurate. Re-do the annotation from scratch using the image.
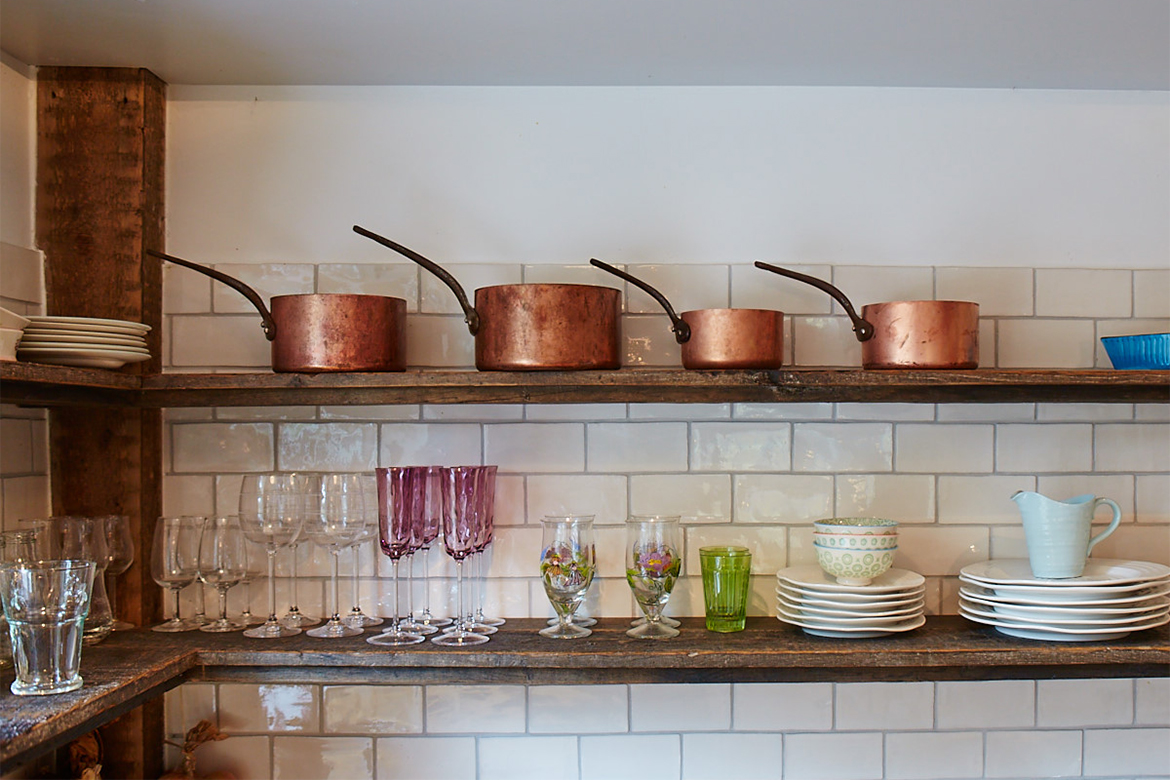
[699,546,752,632]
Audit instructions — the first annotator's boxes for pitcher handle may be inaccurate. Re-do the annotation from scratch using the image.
[1086,497,1122,556]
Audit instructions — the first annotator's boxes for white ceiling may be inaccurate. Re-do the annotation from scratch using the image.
[1,0,1167,89]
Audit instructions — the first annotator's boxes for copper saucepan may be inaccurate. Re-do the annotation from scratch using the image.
[590,259,784,370]
[754,261,979,369]
[148,250,407,373]
[354,226,621,371]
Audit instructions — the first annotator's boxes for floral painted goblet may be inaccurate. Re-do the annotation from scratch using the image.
[625,515,682,639]
[538,515,595,639]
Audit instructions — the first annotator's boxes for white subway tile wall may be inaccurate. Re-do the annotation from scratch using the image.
[55,261,1170,779]
[168,678,1170,779]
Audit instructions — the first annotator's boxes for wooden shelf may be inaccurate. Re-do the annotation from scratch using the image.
[3,362,1167,408]
[3,617,1166,770]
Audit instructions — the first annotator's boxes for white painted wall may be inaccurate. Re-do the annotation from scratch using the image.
[167,86,1169,268]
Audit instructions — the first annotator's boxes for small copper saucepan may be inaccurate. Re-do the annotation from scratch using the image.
[354,226,621,371]
[754,261,979,369]
[148,250,407,372]
[590,259,784,370]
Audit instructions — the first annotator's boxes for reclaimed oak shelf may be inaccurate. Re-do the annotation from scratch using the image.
[2,617,1167,770]
[2,362,1167,408]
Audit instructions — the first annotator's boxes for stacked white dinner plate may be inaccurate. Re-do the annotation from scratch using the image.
[17,315,151,369]
[959,559,1170,642]
[775,565,927,638]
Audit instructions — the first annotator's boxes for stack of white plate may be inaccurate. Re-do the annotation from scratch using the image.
[775,565,927,639]
[959,559,1170,642]
[17,315,151,369]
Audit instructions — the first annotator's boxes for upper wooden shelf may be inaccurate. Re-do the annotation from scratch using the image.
[2,362,1167,408]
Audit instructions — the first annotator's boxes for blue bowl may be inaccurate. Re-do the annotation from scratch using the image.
[1101,333,1170,370]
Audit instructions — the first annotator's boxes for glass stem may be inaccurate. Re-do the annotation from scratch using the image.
[404,554,415,622]
[107,576,118,620]
[266,547,278,622]
[218,587,229,622]
[392,559,401,628]
[171,586,182,622]
[454,560,465,632]
[351,545,361,612]
[290,544,300,611]
[421,547,432,617]
[329,548,341,621]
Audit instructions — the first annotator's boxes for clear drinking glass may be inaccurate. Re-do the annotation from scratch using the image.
[368,467,424,646]
[197,516,248,632]
[44,517,114,644]
[432,466,490,646]
[305,473,366,639]
[538,515,596,639]
[151,517,203,632]
[239,474,305,638]
[625,515,682,639]
[345,474,383,630]
[97,515,135,630]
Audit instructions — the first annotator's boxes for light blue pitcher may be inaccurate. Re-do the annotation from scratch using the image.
[1011,491,1122,579]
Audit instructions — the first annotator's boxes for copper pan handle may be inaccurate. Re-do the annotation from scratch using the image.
[147,249,278,341]
[353,225,480,335]
[589,258,691,344]
[753,261,874,342]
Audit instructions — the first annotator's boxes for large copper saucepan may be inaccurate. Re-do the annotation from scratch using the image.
[354,226,621,371]
[148,249,407,372]
[754,261,978,369]
[590,259,784,370]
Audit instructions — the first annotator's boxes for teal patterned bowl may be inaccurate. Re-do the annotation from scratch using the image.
[814,545,896,586]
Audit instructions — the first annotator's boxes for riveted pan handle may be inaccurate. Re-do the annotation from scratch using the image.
[589,258,691,344]
[353,225,480,335]
[754,261,875,342]
[147,249,278,341]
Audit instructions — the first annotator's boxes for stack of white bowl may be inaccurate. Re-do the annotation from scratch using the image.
[812,517,899,586]
[0,307,30,361]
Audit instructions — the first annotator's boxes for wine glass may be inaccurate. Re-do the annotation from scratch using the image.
[239,475,305,638]
[96,515,135,630]
[539,515,596,639]
[197,516,248,632]
[345,475,383,630]
[368,467,424,646]
[46,516,114,644]
[242,474,320,629]
[432,466,489,647]
[625,515,682,639]
[151,516,203,632]
[237,536,268,626]
[304,473,367,639]
[409,466,451,630]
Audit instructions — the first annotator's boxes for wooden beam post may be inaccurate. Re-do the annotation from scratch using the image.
[36,66,166,780]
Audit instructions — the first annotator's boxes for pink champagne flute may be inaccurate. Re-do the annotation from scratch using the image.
[397,467,438,635]
[469,465,503,629]
[368,467,424,646]
[432,466,489,646]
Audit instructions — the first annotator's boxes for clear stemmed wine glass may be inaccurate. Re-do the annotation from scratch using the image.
[625,515,682,639]
[539,515,596,639]
[432,466,490,646]
[237,536,268,626]
[151,516,204,632]
[239,475,305,638]
[305,473,367,638]
[98,515,135,630]
[197,516,248,632]
[344,475,383,630]
[368,467,424,646]
[242,474,320,629]
[410,466,451,630]
[469,466,503,630]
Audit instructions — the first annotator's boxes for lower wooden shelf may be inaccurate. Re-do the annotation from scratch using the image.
[2,616,1167,769]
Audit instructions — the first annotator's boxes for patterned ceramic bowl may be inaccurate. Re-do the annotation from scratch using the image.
[814,531,899,550]
[814,544,897,586]
[813,517,899,535]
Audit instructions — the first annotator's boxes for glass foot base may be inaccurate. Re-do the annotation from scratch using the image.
[152,619,201,633]
[280,611,322,629]
[432,630,489,646]
[539,621,592,639]
[306,619,363,638]
[244,621,301,639]
[200,619,246,633]
[626,621,680,639]
[367,630,424,646]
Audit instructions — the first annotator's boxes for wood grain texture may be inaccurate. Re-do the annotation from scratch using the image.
[35,66,166,780]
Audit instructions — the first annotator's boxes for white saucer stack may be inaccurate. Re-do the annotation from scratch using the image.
[17,315,151,369]
[959,559,1170,642]
[775,565,926,639]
